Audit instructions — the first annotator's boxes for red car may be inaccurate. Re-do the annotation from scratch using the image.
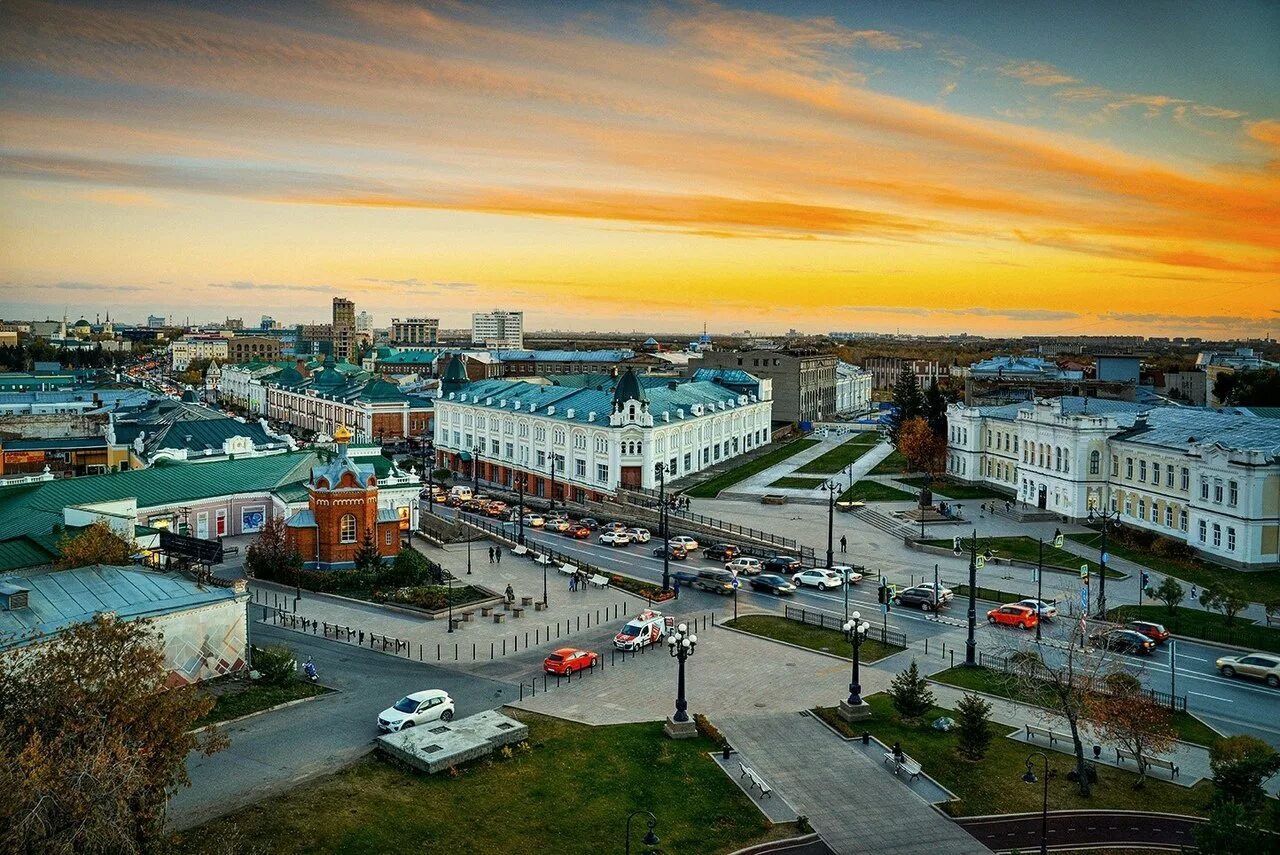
[543,648,598,676]
[987,604,1039,630]
[1127,620,1171,644]
[566,524,591,539]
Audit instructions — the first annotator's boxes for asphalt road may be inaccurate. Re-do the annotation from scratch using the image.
[956,810,1203,853]
[168,622,517,831]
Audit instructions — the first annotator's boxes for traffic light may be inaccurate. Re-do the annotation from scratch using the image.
[877,583,887,604]
[1142,571,1150,588]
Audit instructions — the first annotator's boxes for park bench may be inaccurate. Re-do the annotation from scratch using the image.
[1025,724,1060,745]
[588,574,610,589]
[521,596,534,606]
[882,752,922,782]
[738,763,773,797]
[492,612,506,624]
[481,606,494,617]
[512,545,528,557]
[222,546,240,557]
[511,607,525,619]
[534,554,553,566]
[1116,748,1180,777]
[460,610,475,623]
[558,563,577,576]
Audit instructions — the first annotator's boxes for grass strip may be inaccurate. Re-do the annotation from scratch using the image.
[921,535,1125,579]
[724,614,904,663]
[794,436,881,474]
[896,477,1014,501]
[685,438,819,498]
[1108,604,1280,654]
[193,679,329,729]
[838,480,916,502]
[769,476,827,489]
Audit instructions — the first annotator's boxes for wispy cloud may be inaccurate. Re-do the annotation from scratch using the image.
[999,60,1077,87]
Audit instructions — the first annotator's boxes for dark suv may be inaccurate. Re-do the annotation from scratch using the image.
[762,555,802,573]
[703,543,741,561]
[894,586,948,611]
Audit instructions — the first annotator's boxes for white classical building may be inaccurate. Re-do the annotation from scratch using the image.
[947,397,1280,568]
[835,362,873,416]
[219,361,283,415]
[432,367,773,502]
[169,334,230,370]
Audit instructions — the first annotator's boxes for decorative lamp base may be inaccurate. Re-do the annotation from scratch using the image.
[663,716,699,739]
[837,699,873,722]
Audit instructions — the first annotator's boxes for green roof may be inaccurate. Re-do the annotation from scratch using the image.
[0,536,58,574]
[0,451,320,543]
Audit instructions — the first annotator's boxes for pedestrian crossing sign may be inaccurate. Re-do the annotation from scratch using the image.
[1053,532,1064,548]
[1080,564,1089,579]
[975,555,985,570]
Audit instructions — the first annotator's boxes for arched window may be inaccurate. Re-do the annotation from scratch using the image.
[1089,450,1100,475]
[340,514,357,543]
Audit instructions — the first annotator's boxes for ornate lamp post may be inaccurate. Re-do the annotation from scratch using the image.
[662,621,698,738]
[1022,751,1050,855]
[961,527,979,666]
[516,469,526,545]
[472,444,482,493]
[420,435,435,516]
[1086,506,1120,618]
[548,453,560,509]
[655,462,672,592]
[822,478,846,618]
[838,612,872,721]
[623,810,660,855]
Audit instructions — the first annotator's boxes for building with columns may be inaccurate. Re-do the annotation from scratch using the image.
[947,397,1280,569]
[265,353,432,442]
[432,363,772,503]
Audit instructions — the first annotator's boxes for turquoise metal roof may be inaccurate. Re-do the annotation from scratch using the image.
[445,377,748,424]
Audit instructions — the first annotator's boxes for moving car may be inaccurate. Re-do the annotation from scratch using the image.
[792,568,844,590]
[724,556,763,575]
[626,527,652,543]
[671,568,700,586]
[546,510,568,522]
[577,518,600,531]
[567,524,591,539]
[1016,599,1058,620]
[654,543,688,560]
[602,521,628,533]
[1127,620,1170,644]
[1089,628,1156,655]
[543,648,599,676]
[762,555,802,574]
[693,568,735,594]
[830,565,862,584]
[703,543,741,561]
[670,535,700,552]
[522,513,545,528]
[987,604,1039,630]
[614,609,666,650]
[1215,652,1280,688]
[599,530,632,547]
[749,574,796,596]
[894,585,949,611]
[544,518,571,532]
[484,501,507,518]
[376,689,455,732]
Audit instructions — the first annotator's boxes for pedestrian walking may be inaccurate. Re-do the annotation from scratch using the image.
[1191,584,1198,602]
[569,574,577,592]
[505,584,515,604]
[673,577,681,598]
[488,546,494,564]
[1005,501,1011,513]
[495,548,502,565]
[840,534,847,553]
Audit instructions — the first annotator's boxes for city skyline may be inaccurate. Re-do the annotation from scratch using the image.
[2,0,1278,336]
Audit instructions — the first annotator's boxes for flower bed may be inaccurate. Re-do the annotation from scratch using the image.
[608,573,675,602]
[374,585,494,611]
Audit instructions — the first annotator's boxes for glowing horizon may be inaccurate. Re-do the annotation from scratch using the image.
[1,0,1277,337]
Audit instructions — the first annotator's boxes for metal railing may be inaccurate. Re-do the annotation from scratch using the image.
[975,649,1187,712]
[783,604,908,648]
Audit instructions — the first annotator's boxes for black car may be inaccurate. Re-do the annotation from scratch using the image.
[703,543,741,561]
[577,518,599,530]
[893,586,946,611]
[762,555,802,574]
[749,574,796,596]
[1089,628,1155,655]
[653,544,688,560]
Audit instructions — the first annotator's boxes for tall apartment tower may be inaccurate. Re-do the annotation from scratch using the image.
[471,309,524,350]
[390,317,439,349]
[332,297,356,361]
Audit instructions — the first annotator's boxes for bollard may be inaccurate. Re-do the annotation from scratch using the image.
[437,644,440,661]
[491,642,494,659]
[515,635,519,652]
[925,638,929,654]
[454,643,458,661]
[577,616,580,631]
[525,631,529,648]
[472,643,476,660]
[951,650,955,667]
[537,628,540,644]
[588,613,591,628]
[503,639,507,655]
[418,643,422,661]
[557,623,561,639]
[360,630,365,644]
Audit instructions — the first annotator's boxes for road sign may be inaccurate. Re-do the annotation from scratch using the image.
[731,578,740,589]
[1079,564,1089,579]
[1079,588,1089,611]
[1053,532,1064,548]
[975,555,986,570]
[1101,552,1110,564]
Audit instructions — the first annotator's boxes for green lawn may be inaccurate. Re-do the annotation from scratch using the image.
[868,448,913,475]
[685,438,819,498]
[929,666,1221,748]
[923,535,1125,579]
[1108,604,1280,654]
[897,477,1013,501]
[814,695,1213,817]
[724,614,904,663]
[769,476,827,489]
[1067,531,1280,604]
[838,480,916,502]
[177,710,787,855]
[794,435,880,474]
[192,679,330,729]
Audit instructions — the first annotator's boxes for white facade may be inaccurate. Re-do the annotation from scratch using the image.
[471,310,524,350]
[836,362,873,416]
[170,336,230,370]
[948,397,1280,568]
[219,362,281,414]
[433,377,772,497]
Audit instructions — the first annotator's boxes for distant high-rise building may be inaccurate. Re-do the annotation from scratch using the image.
[147,315,166,329]
[224,317,244,331]
[390,317,439,349]
[260,315,279,331]
[471,309,523,350]
[332,297,356,361]
[356,310,374,343]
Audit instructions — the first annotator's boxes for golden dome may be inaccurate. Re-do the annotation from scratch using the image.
[333,425,353,443]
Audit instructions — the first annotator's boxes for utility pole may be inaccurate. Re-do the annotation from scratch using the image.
[965,527,978,666]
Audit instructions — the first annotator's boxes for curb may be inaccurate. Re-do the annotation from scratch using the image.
[726,833,823,855]
[187,684,337,735]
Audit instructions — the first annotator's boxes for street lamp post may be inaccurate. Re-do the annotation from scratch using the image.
[516,470,526,546]
[472,444,482,494]
[421,436,436,515]
[655,462,672,592]
[1022,751,1050,855]
[964,527,978,666]
[447,568,455,632]
[663,621,698,738]
[623,810,660,855]
[548,454,559,509]
[822,478,846,619]
[1087,507,1120,618]
[839,612,872,721]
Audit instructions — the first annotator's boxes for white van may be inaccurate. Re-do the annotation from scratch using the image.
[448,485,473,502]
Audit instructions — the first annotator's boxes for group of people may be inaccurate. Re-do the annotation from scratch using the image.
[666,495,691,512]
[567,569,592,591]
[487,546,503,565]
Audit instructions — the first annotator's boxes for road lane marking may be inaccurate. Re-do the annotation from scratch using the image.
[1187,691,1233,702]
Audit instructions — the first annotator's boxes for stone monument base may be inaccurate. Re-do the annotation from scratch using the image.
[838,699,873,722]
[663,715,699,739]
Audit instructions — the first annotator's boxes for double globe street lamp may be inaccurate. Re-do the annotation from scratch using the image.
[839,612,872,721]
[1086,506,1122,618]
[664,621,697,736]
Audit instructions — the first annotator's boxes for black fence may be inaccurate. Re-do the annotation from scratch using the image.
[626,486,814,559]
[975,649,1187,713]
[783,604,908,648]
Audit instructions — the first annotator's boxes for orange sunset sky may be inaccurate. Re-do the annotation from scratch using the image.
[1,0,1278,336]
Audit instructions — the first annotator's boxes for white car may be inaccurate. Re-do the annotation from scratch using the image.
[670,535,700,552]
[1016,599,1058,619]
[724,556,763,575]
[522,514,545,528]
[830,565,863,584]
[377,689,455,732]
[792,568,845,590]
[626,527,652,543]
[544,519,570,532]
[599,530,632,547]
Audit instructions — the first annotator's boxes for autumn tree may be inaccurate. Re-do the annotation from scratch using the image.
[1151,576,1184,615]
[56,520,134,569]
[1201,583,1248,626]
[1196,736,1280,854]
[0,614,225,854]
[955,693,993,761]
[1090,673,1177,787]
[244,515,302,585]
[896,416,947,477]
